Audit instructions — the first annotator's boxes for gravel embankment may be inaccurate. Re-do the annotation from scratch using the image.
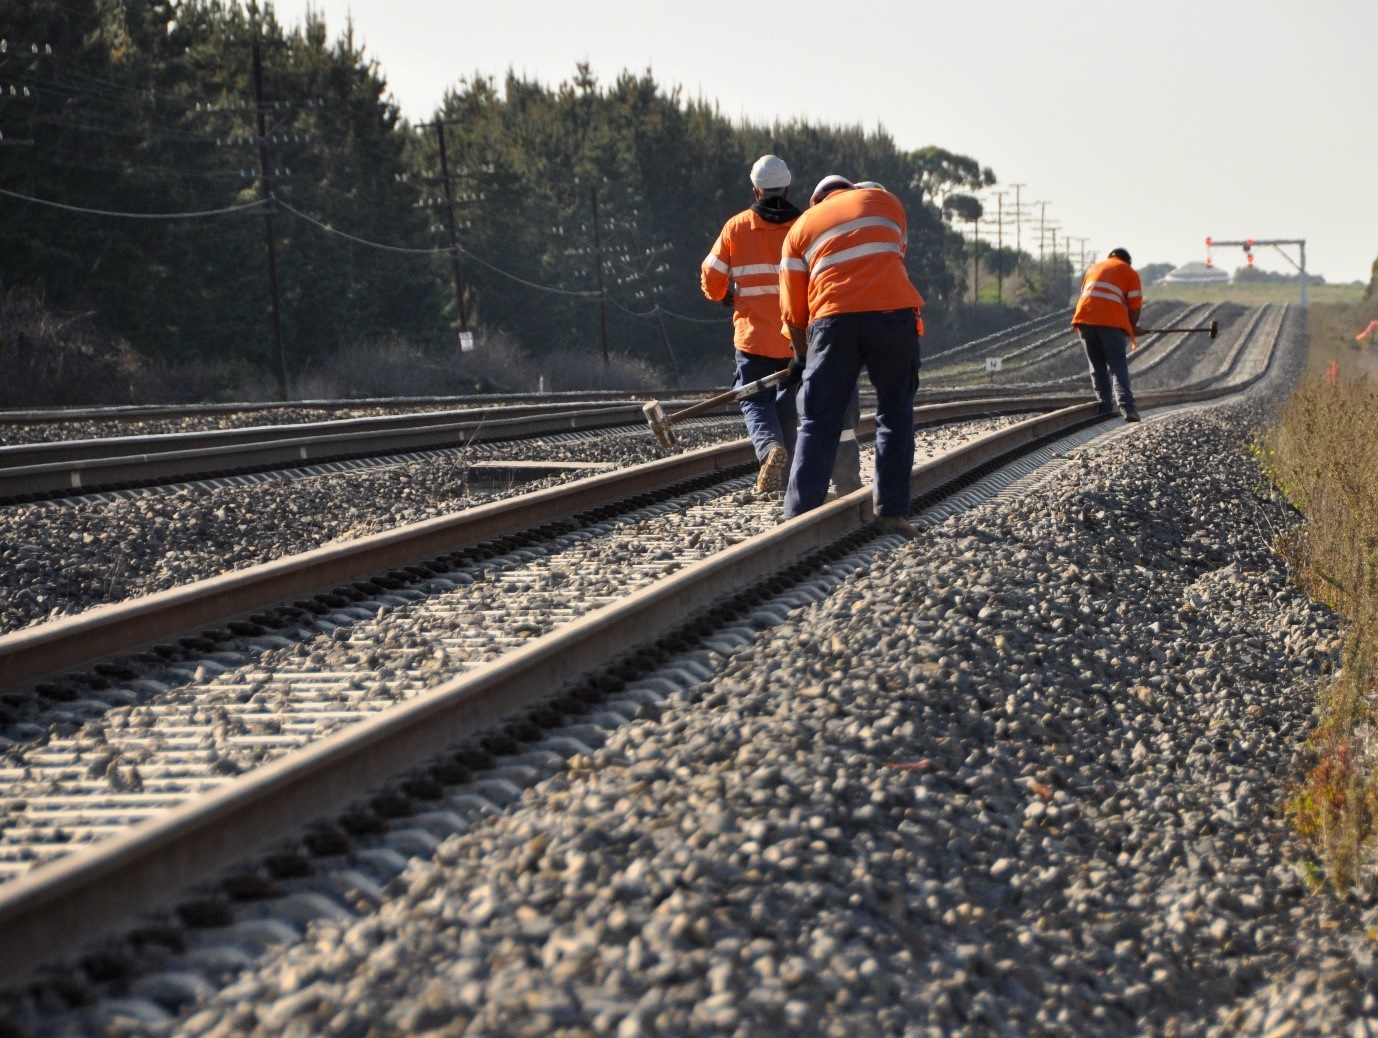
[127,396,1377,1037]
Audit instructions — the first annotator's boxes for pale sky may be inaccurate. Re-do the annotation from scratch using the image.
[270,0,1376,284]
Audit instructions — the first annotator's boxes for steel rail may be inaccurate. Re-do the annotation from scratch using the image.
[0,389,697,427]
[0,308,1293,976]
[0,403,647,501]
[0,384,1083,504]
[0,395,1076,693]
[0,401,646,466]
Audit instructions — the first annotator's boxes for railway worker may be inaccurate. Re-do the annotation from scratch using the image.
[701,154,804,493]
[779,175,924,531]
[1072,247,1143,423]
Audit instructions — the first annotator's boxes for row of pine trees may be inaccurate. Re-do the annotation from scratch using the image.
[1,0,1004,390]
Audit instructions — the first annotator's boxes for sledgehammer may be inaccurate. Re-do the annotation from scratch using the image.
[643,367,791,449]
[1137,320,1219,340]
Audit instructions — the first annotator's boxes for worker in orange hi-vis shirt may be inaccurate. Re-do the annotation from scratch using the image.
[778,176,924,530]
[701,155,803,493]
[1071,247,1143,423]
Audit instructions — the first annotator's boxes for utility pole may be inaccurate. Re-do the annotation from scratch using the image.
[1068,237,1090,299]
[1035,201,1049,263]
[250,22,288,401]
[589,186,609,366]
[1010,183,1025,256]
[970,214,980,303]
[433,118,471,348]
[627,222,679,385]
[991,190,1007,304]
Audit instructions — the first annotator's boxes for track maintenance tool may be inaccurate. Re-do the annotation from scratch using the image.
[1138,320,1219,339]
[643,368,791,449]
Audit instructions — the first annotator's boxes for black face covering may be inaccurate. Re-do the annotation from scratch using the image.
[751,195,802,224]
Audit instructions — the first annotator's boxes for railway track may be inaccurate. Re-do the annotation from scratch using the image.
[0,304,1289,991]
[2,304,1200,507]
[0,387,1044,506]
[0,389,673,439]
[922,301,1210,385]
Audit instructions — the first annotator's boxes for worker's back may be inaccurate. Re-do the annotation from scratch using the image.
[1072,256,1142,334]
[780,187,924,328]
[702,201,799,359]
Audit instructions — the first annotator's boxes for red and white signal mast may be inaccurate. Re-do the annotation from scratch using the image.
[1204,236,1309,306]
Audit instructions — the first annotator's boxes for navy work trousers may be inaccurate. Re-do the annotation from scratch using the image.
[1076,324,1136,412]
[784,309,919,519]
[734,349,797,463]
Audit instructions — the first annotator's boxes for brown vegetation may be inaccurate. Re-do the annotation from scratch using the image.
[1261,372,1378,888]
[0,288,663,407]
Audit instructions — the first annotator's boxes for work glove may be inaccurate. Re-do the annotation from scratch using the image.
[781,357,805,391]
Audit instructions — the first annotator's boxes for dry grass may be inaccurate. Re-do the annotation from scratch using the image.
[290,330,660,399]
[1260,374,1378,888]
[0,288,145,407]
[1148,281,1365,307]
[0,287,663,407]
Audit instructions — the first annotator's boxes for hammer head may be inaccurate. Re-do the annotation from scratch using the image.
[643,400,677,449]
[1209,320,1219,340]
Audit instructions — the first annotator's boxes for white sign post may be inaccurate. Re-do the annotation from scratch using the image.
[459,331,475,353]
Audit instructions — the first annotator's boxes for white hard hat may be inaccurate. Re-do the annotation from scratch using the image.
[750,154,791,190]
[855,181,885,191]
[810,174,855,206]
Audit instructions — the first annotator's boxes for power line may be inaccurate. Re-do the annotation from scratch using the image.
[0,185,266,219]
[274,198,605,300]
[274,197,448,255]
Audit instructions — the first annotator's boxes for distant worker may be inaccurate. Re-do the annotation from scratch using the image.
[779,176,924,531]
[1072,247,1142,423]
[701,154,803,492]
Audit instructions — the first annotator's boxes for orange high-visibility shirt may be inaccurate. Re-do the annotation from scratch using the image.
[702,208,798,359]
[1071,257,1142,334]
[779,187,924,329]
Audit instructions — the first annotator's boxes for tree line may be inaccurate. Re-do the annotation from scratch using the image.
[1,0,1013,396]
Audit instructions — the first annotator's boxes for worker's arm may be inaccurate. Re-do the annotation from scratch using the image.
[1126,268,1143,335]
[778,229,810,340]
[780,323,808,389]
[700,231,731,303]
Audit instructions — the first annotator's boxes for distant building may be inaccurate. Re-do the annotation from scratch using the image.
[1161,261,1230,284]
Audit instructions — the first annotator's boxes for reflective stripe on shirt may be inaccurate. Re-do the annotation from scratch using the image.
[703,253,729,274]
[1081,287,1127,305]
[731,262,779,277]
[803,216,904,265]
[1082,279,1125,300]
[736,284,780,297]
[810,239,903,275]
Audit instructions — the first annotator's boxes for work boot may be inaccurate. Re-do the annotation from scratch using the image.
[872,514,918,539]
[755,444,788,494]
[1123,409,1141,423]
